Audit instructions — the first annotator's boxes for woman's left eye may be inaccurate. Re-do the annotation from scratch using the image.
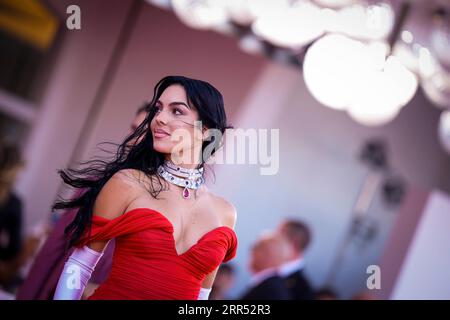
[173,108,183,115]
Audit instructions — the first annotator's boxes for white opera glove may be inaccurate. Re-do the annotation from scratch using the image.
[53,245,103,300]
[197,287,212,300]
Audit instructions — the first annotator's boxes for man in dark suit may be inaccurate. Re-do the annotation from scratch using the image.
[277,219,315,300]
[240,233,291,300]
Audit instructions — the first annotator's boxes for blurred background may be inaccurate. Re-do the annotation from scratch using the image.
[0,0,449,300]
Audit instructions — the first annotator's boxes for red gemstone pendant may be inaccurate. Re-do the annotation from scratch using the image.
[183,187,190,199]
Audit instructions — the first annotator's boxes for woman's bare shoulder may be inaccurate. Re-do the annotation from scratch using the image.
[92,169,145,220]
[207,192,237,229]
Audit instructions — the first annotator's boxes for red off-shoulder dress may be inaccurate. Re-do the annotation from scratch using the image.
[74,207,238,300]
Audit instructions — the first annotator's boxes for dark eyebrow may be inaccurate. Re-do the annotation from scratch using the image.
[156,100,191,109]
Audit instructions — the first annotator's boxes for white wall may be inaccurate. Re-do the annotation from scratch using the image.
[391,191,450,299]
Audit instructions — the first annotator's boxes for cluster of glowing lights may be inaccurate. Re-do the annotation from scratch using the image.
[153,0,449,152]
[439,111,450,155]
[303,34,418,126]
[169,0,395,46]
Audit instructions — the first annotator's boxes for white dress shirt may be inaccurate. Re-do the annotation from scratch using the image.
[249,267,279,287]
[278,257,305,277]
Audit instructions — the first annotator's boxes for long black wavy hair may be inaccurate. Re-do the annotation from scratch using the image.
[53,75,232,248]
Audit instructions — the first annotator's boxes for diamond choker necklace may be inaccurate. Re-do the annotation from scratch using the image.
[157,161,205,199]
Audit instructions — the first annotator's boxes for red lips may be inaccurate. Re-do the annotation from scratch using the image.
[153,128,170,138]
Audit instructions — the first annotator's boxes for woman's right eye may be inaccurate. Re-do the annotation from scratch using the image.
[154,105,162,112]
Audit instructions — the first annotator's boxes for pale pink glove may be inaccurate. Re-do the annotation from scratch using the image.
[53,246,103,300]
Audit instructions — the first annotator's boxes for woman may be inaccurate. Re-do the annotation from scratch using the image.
[53,76,238,300]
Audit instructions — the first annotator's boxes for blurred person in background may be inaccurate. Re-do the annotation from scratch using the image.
[0,140,25,294]
[351,290,376,300]
[239,232,292,300]
[276,218,315,300]
[16,104,149,300]
[209,263,236,300]
[315,287,338,300]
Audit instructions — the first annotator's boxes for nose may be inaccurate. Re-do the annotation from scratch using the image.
[154,108,168,125]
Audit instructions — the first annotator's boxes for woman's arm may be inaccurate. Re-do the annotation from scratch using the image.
[53,170,138,300]
[53,244,107,300]
[198,268,219,300]
[198,197,237,300]
[87,170,138,252]
[81,282,100,300]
